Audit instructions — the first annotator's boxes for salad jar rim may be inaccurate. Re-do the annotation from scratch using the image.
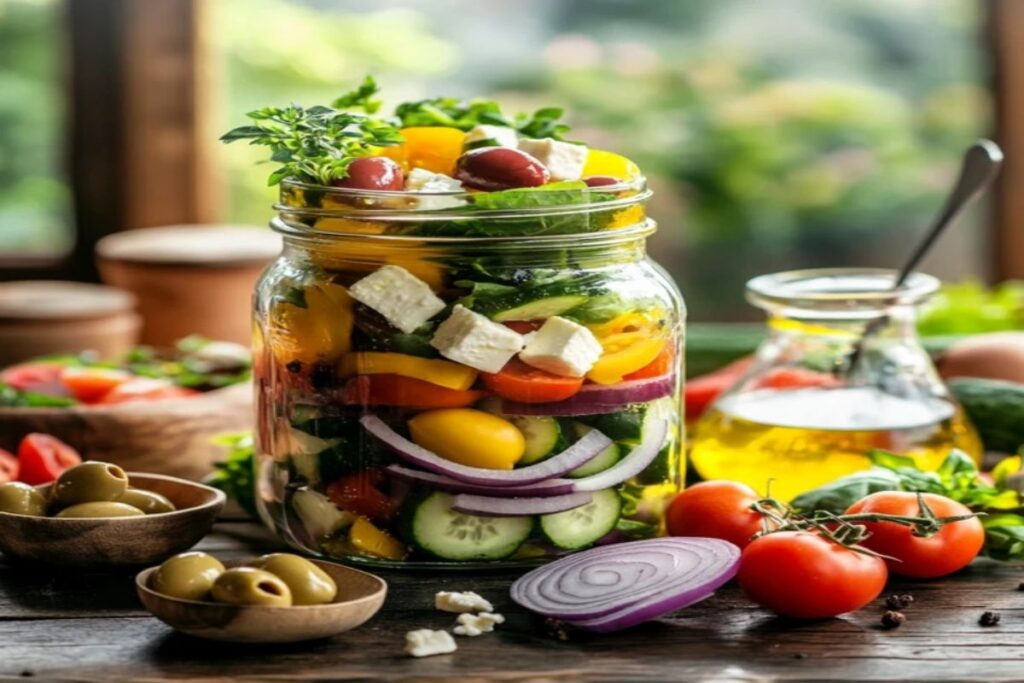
[746,268,941,313]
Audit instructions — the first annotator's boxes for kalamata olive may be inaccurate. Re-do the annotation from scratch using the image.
[118,488,176,514]
[153,552,226,601]
[250,553,337,606]
[331,157,404,191]
[455,147,550,191]
[211,567,293,607]
[0,482,46,516]
[52,461,129,506]
[55,501,145,518]
[583,175,620,187]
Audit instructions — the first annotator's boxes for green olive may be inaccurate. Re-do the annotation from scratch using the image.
[55,501,145,518]
[0,482,47,516]
[52,461,129,507]
[118,488,176,514]
[152,552,225,601]
[210,567,293,607]
[250,553,337,606]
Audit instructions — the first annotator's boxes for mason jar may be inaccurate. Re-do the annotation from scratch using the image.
[252,178,685,567]
[689,268,982,502]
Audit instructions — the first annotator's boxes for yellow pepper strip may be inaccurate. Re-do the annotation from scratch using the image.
[348,517,407,561]
[379,126,467,175]
[338,352,478,391]
[587,336,667,385]
[587,309,666,339]
[268,282,354,365]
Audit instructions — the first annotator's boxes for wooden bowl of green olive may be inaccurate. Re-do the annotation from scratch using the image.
[0,461,225,567]
[136,552,387,643]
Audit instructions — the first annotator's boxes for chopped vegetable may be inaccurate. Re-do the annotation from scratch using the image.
[480,359,583,404]
[340,375,484,409]
[338,352,477,391]
[209,433,257,517]
[405,490,533,561]
[408,409,525,470]
[451,492,593,517]
[17,433,82,485]
[386,465,576,497]
[325,470,398,521]
[498,375,675,416]
[348,516,407,561]
[59,367,131,403]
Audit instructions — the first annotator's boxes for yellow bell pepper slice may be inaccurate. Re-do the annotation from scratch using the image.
[268,282,353,365]
[587,336,667,385]
[379,127,467,176]
[582,149,641,180]
[338,352,478,391]
[348,517,407,561]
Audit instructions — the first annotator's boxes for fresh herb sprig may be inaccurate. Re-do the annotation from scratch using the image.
[394,97,571,140]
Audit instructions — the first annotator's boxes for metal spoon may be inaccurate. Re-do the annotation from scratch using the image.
[840,139,1004,375]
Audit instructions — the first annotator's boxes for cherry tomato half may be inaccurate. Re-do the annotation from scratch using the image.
[666,480,767,549]
[845,492,984,578]
[326,470,397,521]
[17,433,82,485]
[739,531,888,619]
[0,449,17,484]
[60,366,132,403]
[96,379,198,405]
[480,358,583,404]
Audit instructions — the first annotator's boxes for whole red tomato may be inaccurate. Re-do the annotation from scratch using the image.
[739,531,888,619]
[845,491,984,578]
[666,481,766,549]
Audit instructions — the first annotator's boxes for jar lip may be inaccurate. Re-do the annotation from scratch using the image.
[746,268,941,310]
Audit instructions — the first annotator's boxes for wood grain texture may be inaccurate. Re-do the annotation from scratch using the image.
[1,522,1022,682]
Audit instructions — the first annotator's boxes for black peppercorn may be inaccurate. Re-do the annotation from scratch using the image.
[881,611,906,629]
[979,611,1001,627]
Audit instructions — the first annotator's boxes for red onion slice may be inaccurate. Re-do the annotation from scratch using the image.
[451,492,593,517]
[570,418,667,492]
[510,538,740,632]
[361,415,612,486]
[386,465,576,497]
[500,375,676,416]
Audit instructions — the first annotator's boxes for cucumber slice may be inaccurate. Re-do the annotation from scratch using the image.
[406,491,533,561]
[491,295,588,322]
[566,422,621,477]
[478,397,568,465]
[540,488,622,549]
[576,405,647,442]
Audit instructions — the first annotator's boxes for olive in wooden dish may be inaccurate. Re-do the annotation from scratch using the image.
[150,552,338,607]
[0,461,177,518]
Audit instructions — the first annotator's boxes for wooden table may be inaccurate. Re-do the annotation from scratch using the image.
[2,519,1023,682]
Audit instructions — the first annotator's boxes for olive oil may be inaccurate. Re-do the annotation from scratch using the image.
[689,387,982,502]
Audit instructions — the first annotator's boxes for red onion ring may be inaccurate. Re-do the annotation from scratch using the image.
[499,375,676,416]
[451,492,593,517]
[386,465,576,497]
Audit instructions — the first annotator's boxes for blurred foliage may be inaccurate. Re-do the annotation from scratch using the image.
[0,0,71,254]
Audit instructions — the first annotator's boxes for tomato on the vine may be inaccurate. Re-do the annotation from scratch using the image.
[738,531,888,619]
[845,492,984,578]
[666,480,766,549]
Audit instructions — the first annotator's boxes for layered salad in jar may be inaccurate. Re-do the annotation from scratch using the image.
[227,78,683,565]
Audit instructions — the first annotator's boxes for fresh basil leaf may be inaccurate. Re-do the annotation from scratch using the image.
[937,448,980,478]
[982,513,1024,561]
[791,468,903,514]
[868,449,918,470]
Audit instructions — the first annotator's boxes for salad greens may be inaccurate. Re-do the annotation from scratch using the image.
[792,449,1024,561]
[918,280,1024,336]
[0,384,75,408]
[209,433,257,517]
[394,97,571,140]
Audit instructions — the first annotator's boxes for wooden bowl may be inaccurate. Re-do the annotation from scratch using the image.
[0,383,251,481]
[0,473,225,568]
[136,559,387,643]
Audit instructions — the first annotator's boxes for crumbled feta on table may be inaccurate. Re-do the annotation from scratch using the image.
[519,316,603,377]
[517,137,588,182]
[453,612,505,637]
[349,265,446,334]
[464,124,519,149]
[435,590,495,614]
[405,629,457,657]
[430,306,524,373]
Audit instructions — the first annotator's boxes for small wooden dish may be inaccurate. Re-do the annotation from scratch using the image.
[0,473,225,568]
[136,559,387,643]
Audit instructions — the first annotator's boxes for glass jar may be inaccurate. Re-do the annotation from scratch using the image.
[689,268,981,502]
[253,179,684,567]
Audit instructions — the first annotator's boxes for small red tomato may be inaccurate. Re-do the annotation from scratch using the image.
[17,434,82,485]
[60,366,132,403]
[739,531,888,619]
[666,480,766,548]
[583,175,620,187]
[455,147,550,191]
[331,156,404,191]
[0,449,18,484]
[845,492,984,578]
[326,470,397,521]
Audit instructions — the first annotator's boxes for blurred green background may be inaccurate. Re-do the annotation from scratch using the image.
[0,0,992,319]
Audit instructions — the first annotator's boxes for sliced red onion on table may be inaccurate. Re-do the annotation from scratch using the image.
[570,418,667,492]
[386,465,576,497]
[500,375,676,416]
[511,537,740,633]
[451,492,593,517]
[361,415,611,486]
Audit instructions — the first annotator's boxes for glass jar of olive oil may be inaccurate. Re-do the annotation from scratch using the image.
[689,268,981,501]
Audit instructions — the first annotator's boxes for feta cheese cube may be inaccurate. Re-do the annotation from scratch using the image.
[404,168,466,210]
[349,265,445,334]
[518,316,603,377]
[453,612,505,637]
[435,590,495,614]
[517,138,588,181]
[464,124,519,149]
[404,629,457,658]
[430,306,524,373]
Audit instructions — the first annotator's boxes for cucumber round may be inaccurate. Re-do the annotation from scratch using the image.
[491,295,588,322]
[540,488,622,550]
[566,422,621,477]
[407,491,533,561]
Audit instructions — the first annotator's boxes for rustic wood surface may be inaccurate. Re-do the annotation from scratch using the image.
[1,518,1022,682]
